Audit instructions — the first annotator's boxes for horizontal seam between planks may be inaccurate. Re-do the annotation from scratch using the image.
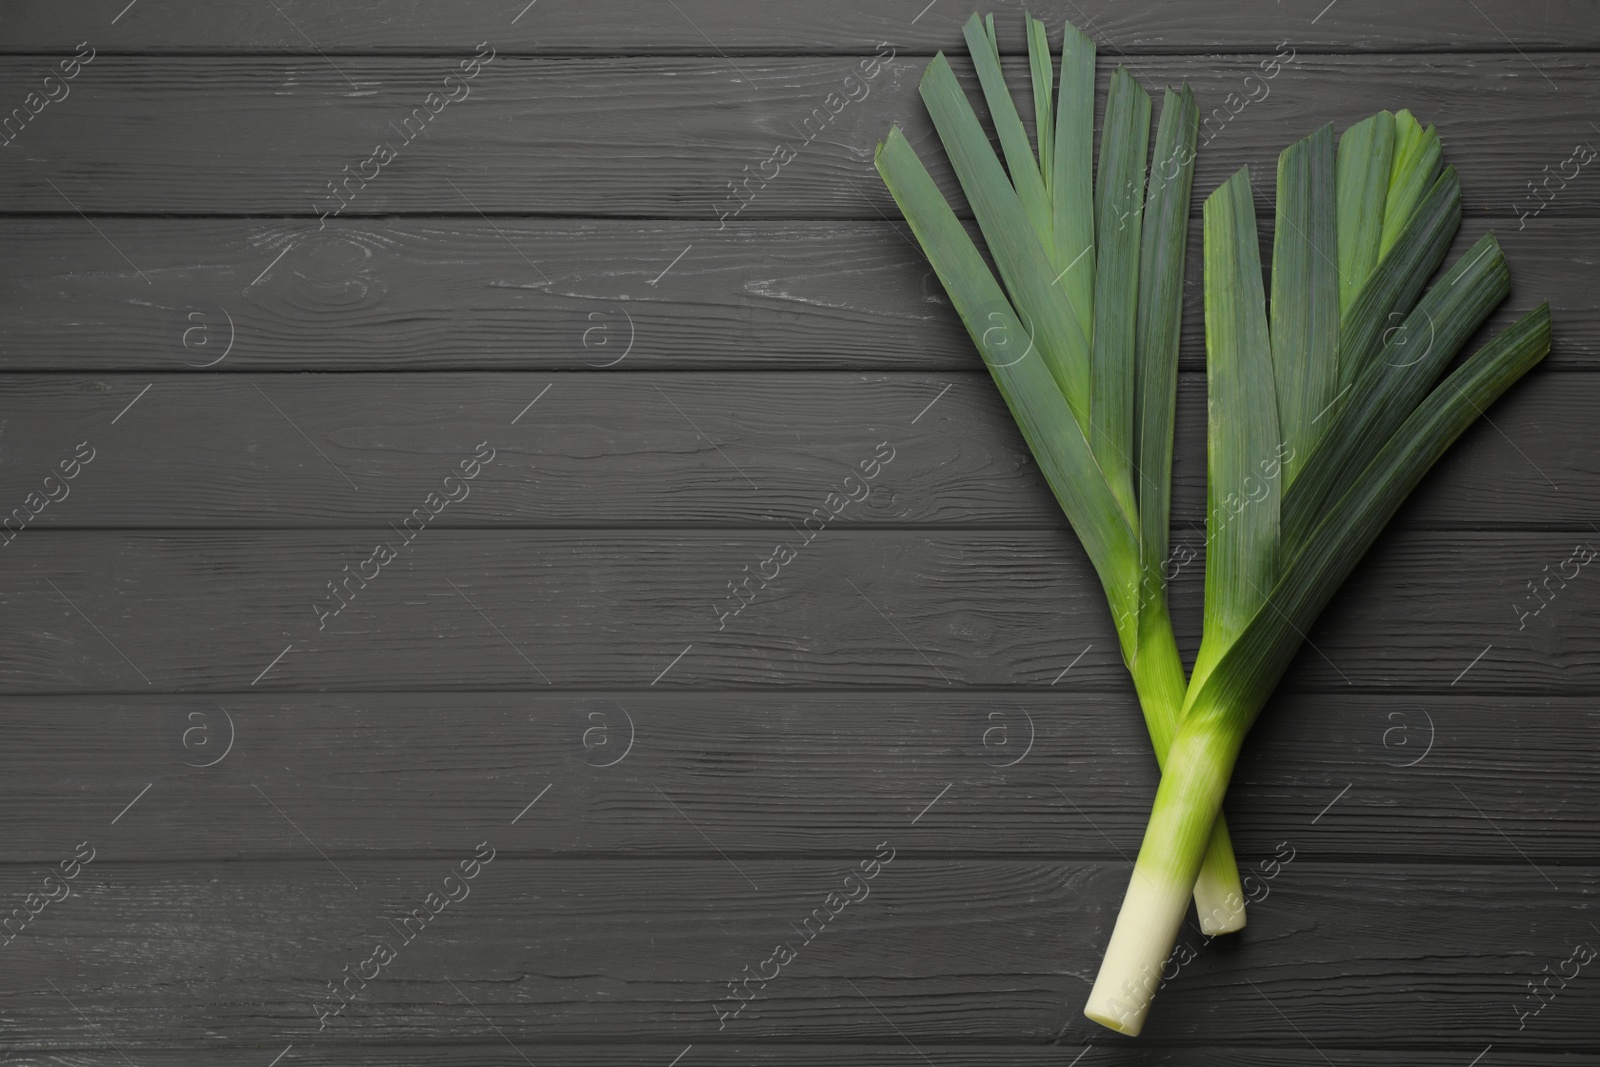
[2,47,1600,58]
[0,854,1592,866]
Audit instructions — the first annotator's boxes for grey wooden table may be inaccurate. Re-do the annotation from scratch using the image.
[0,2,1596,1063]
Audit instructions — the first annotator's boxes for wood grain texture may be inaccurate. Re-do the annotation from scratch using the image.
[0,366,1576,528]
[2,3,1597,1062]
[0,692,1591,861]
[4,1052,1595,1067]
[5,0,1597,54]
[0,54,1595,217]
[0,217,1589,371]
[0,529,1593,694]
[0,860,1591,1049]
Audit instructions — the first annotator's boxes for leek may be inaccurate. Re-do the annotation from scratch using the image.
[1083,112,1551,1034]
[874,12,1247,931]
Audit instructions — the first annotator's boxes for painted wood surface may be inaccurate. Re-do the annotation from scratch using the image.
[0,528,1594,693]
[0,2,1595,1063]
[0,861,1593,1048]
[0,56,1594,217]
[0,219,1588,372]
[0,369,1581,527]
[0,693,1589,860]
[7,1,1600,54]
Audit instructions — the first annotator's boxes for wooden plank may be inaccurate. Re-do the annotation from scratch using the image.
[0,692,1592,862]
[0,7,1591,1064]
[0,529,1593,694]
[0,859,1592,1048]
[0,54,1595,216]
[0,217,1590,371]
[0,365,1577,528]
[11,1051,1596,1067]
[5,0,1597,55]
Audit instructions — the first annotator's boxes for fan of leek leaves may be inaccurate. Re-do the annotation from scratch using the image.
[875,12,1551,1038]
[874,11,1248,934]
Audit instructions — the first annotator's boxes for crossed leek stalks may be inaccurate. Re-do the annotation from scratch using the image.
[875,12,1550,1036]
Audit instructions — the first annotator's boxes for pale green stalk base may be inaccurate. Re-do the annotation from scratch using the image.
[1192,817,1246,935]
[1085,718,1243,1035]
[1082,869,1191,1034]
[1126,605,1246,935]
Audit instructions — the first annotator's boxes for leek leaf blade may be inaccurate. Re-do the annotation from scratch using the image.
[1026,14,1054,195]
[961,13,1053,251]
[1335,110,1394,314]
[1133,85,1199,614]
[1270,124,1339,487]
[1193,168,1281,691]
[874,127,1138,626]
[1282,232,1510,553]
[1339,166,1462,389]
[1089,68,1152,518]
[1052,22,1097,339]
[1381,110,1443,258]
[920,52,1095,429]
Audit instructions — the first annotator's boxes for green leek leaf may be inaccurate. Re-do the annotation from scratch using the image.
[1270,125,1339,486]
[1133,85,1199,621]
[1339,165,1461,389]
[1381,109,1443,258]
[921,52,1095,429]
[875,127,1136,619]
[1282,232,1510,552]
[1052,22,1097,339]
[962,13,1053,251]
[1026,14,1055,194]
[1335,110,1394,314]
[1089,68,1152,518]
[1192,167,1281,691]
